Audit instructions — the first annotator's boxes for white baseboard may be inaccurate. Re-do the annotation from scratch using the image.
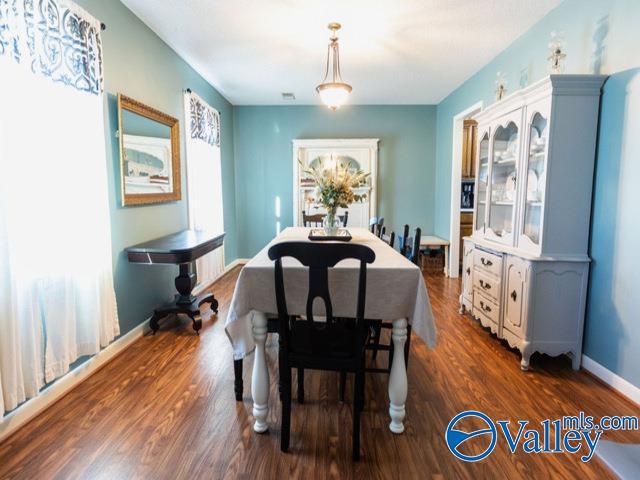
[225,258,248,271]
[582,355,640,406]
[0,319,149,443]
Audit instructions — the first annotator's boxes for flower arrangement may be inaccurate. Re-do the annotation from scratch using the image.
[301,156,369,234]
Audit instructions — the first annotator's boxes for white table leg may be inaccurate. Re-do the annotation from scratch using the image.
[251,312,269,433]
[444,245,449,277]
[388,318,408,434]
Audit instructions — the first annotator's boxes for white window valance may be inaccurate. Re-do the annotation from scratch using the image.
[0,0,103,94]
[187,92,220,146]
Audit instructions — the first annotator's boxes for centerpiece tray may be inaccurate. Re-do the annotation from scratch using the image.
[308,228,352,242]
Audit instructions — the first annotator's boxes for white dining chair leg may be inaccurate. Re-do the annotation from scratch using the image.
[388,318,408,434]
[251,312,269,433]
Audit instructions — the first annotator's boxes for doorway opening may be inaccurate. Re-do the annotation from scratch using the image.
[448,101,483,277]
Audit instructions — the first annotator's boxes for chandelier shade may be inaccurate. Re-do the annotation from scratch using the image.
[316,23,352,110]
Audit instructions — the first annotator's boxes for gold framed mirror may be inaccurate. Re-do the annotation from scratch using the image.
[117,94,181,206]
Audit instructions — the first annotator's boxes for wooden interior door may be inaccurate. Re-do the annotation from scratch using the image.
[462,120,478,179]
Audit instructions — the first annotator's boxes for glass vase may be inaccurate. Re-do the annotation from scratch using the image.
[323,209,341,236]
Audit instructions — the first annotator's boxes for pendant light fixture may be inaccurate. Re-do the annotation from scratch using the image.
[316,23,352,110]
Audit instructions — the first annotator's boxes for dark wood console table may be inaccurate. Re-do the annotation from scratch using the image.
[126,229,225,334]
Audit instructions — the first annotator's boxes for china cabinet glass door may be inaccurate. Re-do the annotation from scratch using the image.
[474,129,490,235]
[486,111,521,245]
[518,102,550,252]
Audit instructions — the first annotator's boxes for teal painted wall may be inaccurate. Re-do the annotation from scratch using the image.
[433,0,640,385]
[233,105,437,258]
[77,0,238,335]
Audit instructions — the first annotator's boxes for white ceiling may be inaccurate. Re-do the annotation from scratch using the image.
[121,0,562,105]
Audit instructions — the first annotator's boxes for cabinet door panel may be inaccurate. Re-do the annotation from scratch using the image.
[504,257,527,337]
[517,98,551,254]
[485,109,523,246]
[474,127,491,236]
[462,242,474,299]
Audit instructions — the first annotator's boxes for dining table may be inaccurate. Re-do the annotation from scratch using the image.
[225,227,437,434]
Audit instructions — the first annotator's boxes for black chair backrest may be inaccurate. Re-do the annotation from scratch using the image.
[399,224,410,256]
[302,210,324,227]
[339,211,349,227]
[268,241,375,324]
[380,228,395,249]
[269,242,376,358]
[369,217,384,237]
[410,227,422,266]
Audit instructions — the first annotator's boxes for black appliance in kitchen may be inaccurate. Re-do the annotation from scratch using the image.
[461,180,475,209]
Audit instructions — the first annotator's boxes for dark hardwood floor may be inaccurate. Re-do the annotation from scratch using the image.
[0,267,638,479]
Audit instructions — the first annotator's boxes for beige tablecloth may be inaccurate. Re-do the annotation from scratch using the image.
[225,227,437,359]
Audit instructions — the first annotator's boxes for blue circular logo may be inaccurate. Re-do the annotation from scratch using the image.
[445,410,497,462]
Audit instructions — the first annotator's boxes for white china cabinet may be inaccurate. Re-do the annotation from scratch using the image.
[460,75,606,370]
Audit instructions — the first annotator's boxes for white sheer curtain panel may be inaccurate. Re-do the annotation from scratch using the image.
[184,91,225,287]
[0,0,119,414]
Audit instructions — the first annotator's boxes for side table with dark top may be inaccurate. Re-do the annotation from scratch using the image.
[126,229,225,334]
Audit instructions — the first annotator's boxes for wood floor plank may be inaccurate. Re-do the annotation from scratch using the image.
[0,267,638,479]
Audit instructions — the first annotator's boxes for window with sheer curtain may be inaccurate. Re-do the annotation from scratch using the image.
[184,91,225,287]
[0,0,119,415]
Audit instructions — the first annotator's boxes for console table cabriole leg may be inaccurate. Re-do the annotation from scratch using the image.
[251,312,269,433]
[389,318,408,434]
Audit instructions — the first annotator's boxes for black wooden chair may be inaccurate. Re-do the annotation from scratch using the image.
[268,241,375,461]
[303,210,348,227]
[339,211,349,227]
[366,227,421,371]
[233,211,350,401]
[302,210,325,227]
[369,217,384,237]
[380,226,395,248]
[398,224,410,256]
[408,227,422,266]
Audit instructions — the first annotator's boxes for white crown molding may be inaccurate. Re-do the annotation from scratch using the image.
[474,74,608,124]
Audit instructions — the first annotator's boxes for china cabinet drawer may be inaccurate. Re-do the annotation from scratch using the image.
[473,269,501,303]
[473,249,502,277]
[473,292,500,325]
